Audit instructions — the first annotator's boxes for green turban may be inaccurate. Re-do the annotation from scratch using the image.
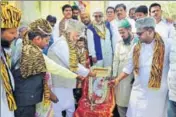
[118,19,131,29]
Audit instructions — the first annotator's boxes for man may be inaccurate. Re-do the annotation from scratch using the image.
[43,15,57,55]
[1,3,22,117]
[53,4,72,39]
[11,26,28,65]
[72,5,80,20]
[47,19,96,117]
[106,6,115,22]
[167,38,176,117]
[109,17,171,117]
[11,19,81,117]
[149,3,175,40]
[80,12,93,66]
[135,5,148,20]
[87,9,116,67]
[113,19,138,117]
[18,26,28,39]
[46,15,57,27]
[80,12,91,26]
[80,12,92,37]
[111,4,136,34]
[129,7,136,21]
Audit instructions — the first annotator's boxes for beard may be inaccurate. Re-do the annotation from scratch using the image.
[123,34,131,45]
[1,38,11,48]
[72,16,78,20]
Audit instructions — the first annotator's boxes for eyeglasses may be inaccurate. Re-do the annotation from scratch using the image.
[94,15,102,18]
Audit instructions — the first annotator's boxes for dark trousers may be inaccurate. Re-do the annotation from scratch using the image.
[14,105,36,117]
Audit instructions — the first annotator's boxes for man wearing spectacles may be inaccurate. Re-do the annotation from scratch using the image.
[109,17,172,117]
[86,8,116,67]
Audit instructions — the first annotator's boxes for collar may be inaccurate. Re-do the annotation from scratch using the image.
[93,20,104,25]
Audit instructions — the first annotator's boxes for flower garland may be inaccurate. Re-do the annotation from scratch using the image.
[93,22,106,40]
[64,33,79,72]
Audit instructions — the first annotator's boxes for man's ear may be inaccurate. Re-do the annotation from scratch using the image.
[32,36,41,42]
[149,12,151,16]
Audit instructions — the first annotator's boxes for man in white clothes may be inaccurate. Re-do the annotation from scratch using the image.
[47,19,96,117]
[109,17,172,117]
[111,4,136,42]
[113,19,139,117]
[86,8,117,67]
[149,3,175,40]
[52,4,72,39]
[167,38,176,117]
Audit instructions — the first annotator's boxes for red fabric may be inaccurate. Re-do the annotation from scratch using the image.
[74,79,115,117]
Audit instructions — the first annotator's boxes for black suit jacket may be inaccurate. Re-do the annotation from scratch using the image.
[12,69,45,106]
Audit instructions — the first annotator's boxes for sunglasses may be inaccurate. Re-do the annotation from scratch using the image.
[136,31,145,36]
[94,15,102,18]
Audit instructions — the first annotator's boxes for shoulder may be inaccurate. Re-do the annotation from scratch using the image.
[161,18,174,27]
[110,19,117,24]
[127,18,135,24]
[115,40,123,49]
[87,24,93,29]
[162,38,173,51]
[49,36,67,51]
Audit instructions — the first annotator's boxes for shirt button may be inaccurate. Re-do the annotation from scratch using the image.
[31,95,34,98]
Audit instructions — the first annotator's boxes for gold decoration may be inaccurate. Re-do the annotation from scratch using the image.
[1,2,22,28]
[1,53,17,111]
[93,22,106,39]
[133,32,165,89]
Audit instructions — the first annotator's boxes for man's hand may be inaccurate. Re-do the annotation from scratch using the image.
[50,91,59,103]
[108,78,120,87]
[92,57,97,63]
[166,18,174,24]
[88,71,97,77]
[76,75,85,81]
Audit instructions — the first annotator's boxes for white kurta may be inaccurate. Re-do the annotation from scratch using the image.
[167,39,176,102]
[113,38,137,107]
[155,18,176,41]
[87,24,115,67]
[47,36,89,117]
[1,49,15,117]
[123,39,171,117]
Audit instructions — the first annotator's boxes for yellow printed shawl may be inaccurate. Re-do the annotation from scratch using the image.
[92,21,106,39]
[63,33,79,72]
[59,19,66,37]
[1,50,17,111]
[1,2,22,28]
[133,32,165,89]
[20,19,52,107]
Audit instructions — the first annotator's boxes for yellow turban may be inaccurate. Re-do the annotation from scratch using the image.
[1,2,22,28]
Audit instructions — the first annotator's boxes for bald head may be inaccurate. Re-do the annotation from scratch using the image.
[80,12,91,26]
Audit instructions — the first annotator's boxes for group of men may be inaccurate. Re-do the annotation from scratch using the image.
[1,2,176,117]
